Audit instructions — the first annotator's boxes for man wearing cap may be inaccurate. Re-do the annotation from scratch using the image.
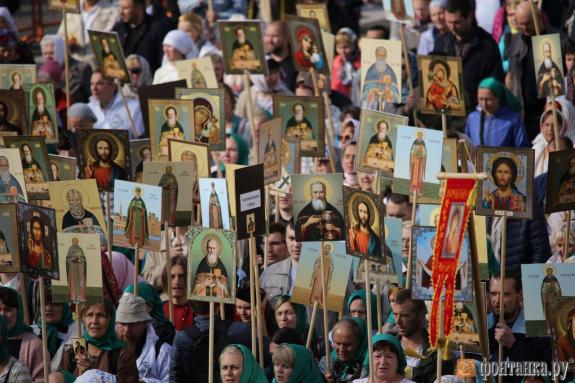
[115,293,171,383]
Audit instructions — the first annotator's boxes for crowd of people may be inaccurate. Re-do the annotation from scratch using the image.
[1,0,575,382]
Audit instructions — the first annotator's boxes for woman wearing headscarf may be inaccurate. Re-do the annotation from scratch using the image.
[123,55,152,99]
[33,302,77,371]
[353,333,413,383]
[124,282,176,345]
[347,289,378,333]
[212,133,249,176]
[465,77,530,149]
[417,0,447,56]
[0,287,43,383]
[52,300,138,383]
[272,343,326,383]
[0,315,32,383]
[533,102,572,177]
[153,30,198,85]
[219,344,267,383]
[320,317,368,383]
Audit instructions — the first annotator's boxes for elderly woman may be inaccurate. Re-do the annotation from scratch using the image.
[219,344,267,383]
[465,77,529,149]
[51,300,138,383]
[123,55,152,99]
[352,333,413,383]
[320,317,368,383]
[153,30,198,85]
[348,289,378,333]
[0,315,32,383]
[533,104,570,177]
[418,0,447,55]
[0,287,43,383]
[272,344,326,383]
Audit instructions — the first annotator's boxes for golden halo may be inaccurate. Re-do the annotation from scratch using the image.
[322,241,333,254]
[556,299,575,337]
[59,183,91,211]
[87,132,120,162]
[200,232,223,254]
[540,39,551,55]
[349,193,376,228]
[415,130,424,138]
[486,152,524,185]
[373,119,389,132]
[429,207,441,227]
[163,104,178,118]
[544,265,556,275]
[303,176,334,202]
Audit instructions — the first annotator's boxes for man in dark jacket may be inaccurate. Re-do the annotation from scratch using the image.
[113,0,170,72]
[433,0,504,110]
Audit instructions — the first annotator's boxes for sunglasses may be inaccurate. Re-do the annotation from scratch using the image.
[129,67,142,74]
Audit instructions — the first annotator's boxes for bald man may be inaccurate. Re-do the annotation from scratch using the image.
[507,1,555,141]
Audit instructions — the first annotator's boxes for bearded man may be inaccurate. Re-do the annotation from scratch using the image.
[21,143,46,184]
[348,201,382,258]
[285,103,315,141]
[0,101,20,133]
[0,155,25,202]
[295,181,344,241]
[362,46,400,109]
[84,138,127,191]
[26,215,52,270]
[191,237,230,298]
[537,41,563,97]
[62,189,102,230]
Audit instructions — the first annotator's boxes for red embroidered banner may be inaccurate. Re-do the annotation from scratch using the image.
[429,178,477,348]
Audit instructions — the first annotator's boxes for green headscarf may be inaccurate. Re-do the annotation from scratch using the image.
[347,289,378,330]
[272,344,325,383]
[364,333,407,375]
[221,344,267,383]
[229,133,249,165]
[0,316,11,361]
[125,282,171,326]
[0,287,31,338]
[274,296,308,339]
[82,303,125,351]
[39,303,74,356]
[330,317,368,377]
[478,77,522,113]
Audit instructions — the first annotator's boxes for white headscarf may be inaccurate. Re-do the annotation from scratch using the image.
[162,30,198,61]
[40,35,66,66]
[0,7,17,33]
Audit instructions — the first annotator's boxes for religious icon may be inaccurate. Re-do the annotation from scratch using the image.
[138,80,187,138]
[25,84,58,144]
[233,164,265,240]
[0,89,27,135]
[521,264,575,336]
[533,34,564,98]
[47,180,108,247]
[199,178,229,230]
[0,65,36,91]
[476,146,534,219]
[285,15,330,75]
[296,4,331,32]
[440,203,465,259]
[418,56,466,117]
[0,204,21,273]
[129,139,151,182]
[546,296,575,372]
[411,225,472,302]
[71,338,87,356]
[187,227,236,304]
[88,30,129,82]
[360,39,403,108]
[18,203,58,278]
[246,213,255,234]
[292,174,345,242]
[148,99,194,160]
[343,187,387,261]
[393,126,443,200]
[546,149,575,213]
[174,58,219,89]
[53,232,102,304]
[0,148,27,203]
[258,117,282,184]
[355,110,407,177]
[291,241,352,312]
[49,155,77,182]
[273,95,325,157]
[3,136,52,200]
[269,136,300,196]
[75,129,130,193]
[219,21,266,75]
[112,180,162,251]
[448,283,485,354]
[47,0,80,13]
[143,161,196,227]
[175,88,225,151]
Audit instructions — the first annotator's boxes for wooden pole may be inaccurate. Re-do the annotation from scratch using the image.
[18,274,30,325]
[498,215,508,383]
[76,303,82,339]
[528,0,541,36]
[319,241,331,373]
[263,187,270,269]
[39,276,50,383]
[306,301,318,349]
[322,91,339,174]
[405,191,418,290]
[208,301,215,383]
[364,260,374,382]
[563,211,572,262]
[275,194,280,223]
[134,245,139,296]
[106,191,113,262]
[211,152,223,179]
[551,95,563,150]
[441,113,448,139]
[398,23,417,123]
[375,280,383,334]
[252,254,265,367]
[115,79,139,139]
[164,225,174,323]
[243,70,258,159]
[436,290,444,382]
[310,67,320,97]
[248,235,257,358]
[62,11,71,132]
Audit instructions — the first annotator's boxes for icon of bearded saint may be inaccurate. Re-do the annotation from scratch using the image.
[295,181,345,241]
[159,106,185,157]
[538,41,564,97]
[0,156,25,202]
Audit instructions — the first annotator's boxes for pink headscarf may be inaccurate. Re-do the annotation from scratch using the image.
[39,60,62,84]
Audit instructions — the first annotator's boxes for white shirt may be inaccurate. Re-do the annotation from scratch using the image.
[153,62,180,85]
[88,91,145,139]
